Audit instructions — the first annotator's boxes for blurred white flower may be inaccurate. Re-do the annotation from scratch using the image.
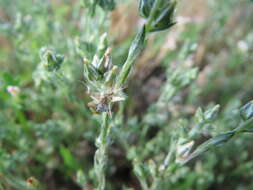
[7,85,20,96]
[237,40,249,52]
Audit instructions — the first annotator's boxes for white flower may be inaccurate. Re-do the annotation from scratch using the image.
[7,86,20,96]
[237,40,249,52]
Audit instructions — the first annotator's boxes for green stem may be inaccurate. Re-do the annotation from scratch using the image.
[94,113,110,190]
[182,117,253,165]
[115,25,146,88]
[233,117,253,135]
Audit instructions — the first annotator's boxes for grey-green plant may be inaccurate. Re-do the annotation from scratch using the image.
[79,0,253,189]
[82,0,176,189]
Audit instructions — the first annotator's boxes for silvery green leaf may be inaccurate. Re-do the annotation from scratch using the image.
[183,132,235,164]
[116,25,146,87]
[127,25,146,63]
[233,117,253,133]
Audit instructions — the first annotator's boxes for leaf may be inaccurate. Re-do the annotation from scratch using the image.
[183,132,235,164]
[59,146,80,172]
[234,117,253,134]
[116,25,146,87]
[127,25,146,63]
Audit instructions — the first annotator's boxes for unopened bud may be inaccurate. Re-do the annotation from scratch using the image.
[204,105,220,122]
[240,100,253,121]
[105,47,112,57]
[176,140,194,163]
[98,33,108,58]
[40,48,64,72]
[83,57,90,65]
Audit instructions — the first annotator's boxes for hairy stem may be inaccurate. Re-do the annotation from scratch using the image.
[94,113,110,190]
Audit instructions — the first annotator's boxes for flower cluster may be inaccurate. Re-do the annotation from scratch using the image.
[83,47,126,116]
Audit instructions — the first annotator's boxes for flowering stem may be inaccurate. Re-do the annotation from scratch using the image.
[94,113,110,190]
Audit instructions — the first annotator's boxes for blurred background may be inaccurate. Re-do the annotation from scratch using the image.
[0,0,253,189]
